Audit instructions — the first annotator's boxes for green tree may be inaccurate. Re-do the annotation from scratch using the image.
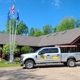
[53,27,57,33]
[55,17,75,32]
[3,43,19,55]
[43,25,53,35]
[0,46,2,51]
[17,21,28,35]
[0,30,6,33]
[75,19,80,28]
[6,19,16,34]
[33,28,43,37]
[6,19,28,35]
[29,27,35,36]
[21,46,34,53]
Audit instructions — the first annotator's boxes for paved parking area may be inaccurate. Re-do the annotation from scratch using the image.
[0,63,80,80]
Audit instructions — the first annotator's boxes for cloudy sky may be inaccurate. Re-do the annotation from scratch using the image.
[0,0,80,31]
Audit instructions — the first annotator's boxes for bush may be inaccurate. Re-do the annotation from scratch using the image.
[21,46,34,53]
[3,43,19,55]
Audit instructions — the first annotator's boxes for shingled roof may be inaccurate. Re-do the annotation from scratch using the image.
[0,34,41,47]
[0,28,80,47]
[38,28,80,46]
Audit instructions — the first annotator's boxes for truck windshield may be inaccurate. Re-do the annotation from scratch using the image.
[34,48,42,53]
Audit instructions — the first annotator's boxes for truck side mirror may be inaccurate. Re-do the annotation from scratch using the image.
[38,52,44,55]
[38,52,41,55]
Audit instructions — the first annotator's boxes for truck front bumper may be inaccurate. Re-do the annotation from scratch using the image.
[20,61,24,66]
[20,63,23,66]
[20,56,24,66]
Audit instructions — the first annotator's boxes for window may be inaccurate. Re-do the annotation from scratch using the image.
[60,47,79,53]
[70,47,79,52]
[49,48,58,53]
[61,47,68,53]
[40,48,58,54]
[40,49,49,54]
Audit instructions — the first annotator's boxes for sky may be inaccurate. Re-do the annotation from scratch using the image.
[0,0,80,31]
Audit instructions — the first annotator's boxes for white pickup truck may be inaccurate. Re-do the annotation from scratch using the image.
[20,47,80,69]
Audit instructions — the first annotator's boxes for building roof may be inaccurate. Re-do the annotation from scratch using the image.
[16,35,41,46]
[0,28,80,47]
[38,28,80,46]
[0,34,41,47]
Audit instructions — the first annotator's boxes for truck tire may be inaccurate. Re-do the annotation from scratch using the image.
[25,60,34,69]
[67,59,75,67]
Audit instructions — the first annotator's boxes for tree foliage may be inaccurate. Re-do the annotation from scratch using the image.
[17,21,28,35]
[33,28,43,37]
[3,43,19,55]
[53,27,57,33]
[0,46,2,50]
[6,19,28,35]
[29,27,35,36]
[21,46,34,53]
[43,25,53,35]
[75,19,80,28]
[6,19,16,34]
[0,30,6,33]
[55,17,75,32]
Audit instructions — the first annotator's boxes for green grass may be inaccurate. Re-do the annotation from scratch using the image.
[0,60,20,68]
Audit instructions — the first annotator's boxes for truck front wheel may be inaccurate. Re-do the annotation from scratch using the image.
[25,60,34,69]
[67,59,75,67]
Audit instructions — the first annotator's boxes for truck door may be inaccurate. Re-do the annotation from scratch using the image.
[37,48,50,63]
[48,48,61,62]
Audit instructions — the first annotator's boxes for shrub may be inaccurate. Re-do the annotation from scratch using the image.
[21,46,34,53]
[3,43,19,55]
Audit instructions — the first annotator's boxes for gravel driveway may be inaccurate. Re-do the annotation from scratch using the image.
[0,63,80,80]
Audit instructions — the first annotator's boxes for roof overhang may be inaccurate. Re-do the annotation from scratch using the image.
[71,36,80,45]
[55,44,77,47]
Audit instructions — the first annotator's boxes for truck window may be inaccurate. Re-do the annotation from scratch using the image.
[60,47,68,53]
[60,47,79,53]
[40,49,49,54]
[49,48,58,53]
[70,47,79,52]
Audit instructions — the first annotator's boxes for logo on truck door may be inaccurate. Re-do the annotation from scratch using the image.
[40,56,47,60]
[52,56,58,60]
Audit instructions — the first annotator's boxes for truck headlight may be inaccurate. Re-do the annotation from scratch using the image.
[22,56,24,59]
[21,56,24,60]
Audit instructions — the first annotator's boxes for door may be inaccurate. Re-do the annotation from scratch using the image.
[36,48,51,63]
[48,48,61,62]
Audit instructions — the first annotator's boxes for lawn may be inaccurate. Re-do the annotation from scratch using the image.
[0,60,20,68]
